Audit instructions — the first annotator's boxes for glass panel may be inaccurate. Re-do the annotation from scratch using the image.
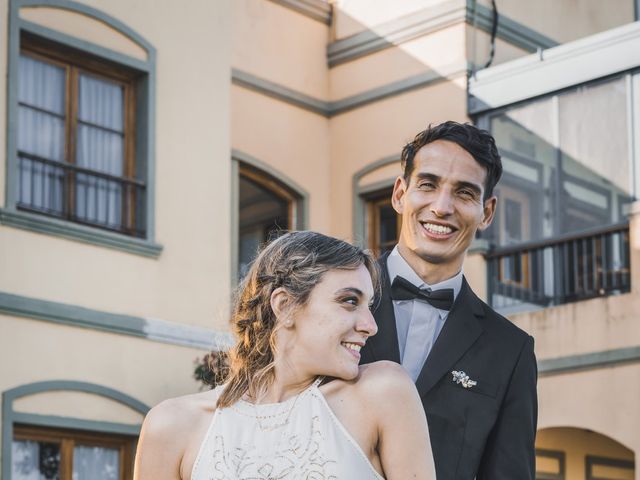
[75,74,125,228]
[19,55,65,114]
[488,97,556,245]
[558,77,631,233]
[72,445,120,480]
[12,440,61,480]
[238,174,290,279]
[17,55,66,214]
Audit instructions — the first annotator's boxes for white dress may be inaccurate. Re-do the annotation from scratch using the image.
[191,378,385,480]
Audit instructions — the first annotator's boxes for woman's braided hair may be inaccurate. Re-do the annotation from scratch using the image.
[216,230,379,408]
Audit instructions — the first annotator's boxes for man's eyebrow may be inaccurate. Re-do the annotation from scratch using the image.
[414,172,440,182]
[456,180,483,196]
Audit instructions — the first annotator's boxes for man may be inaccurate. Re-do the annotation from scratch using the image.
[360,121,537,479]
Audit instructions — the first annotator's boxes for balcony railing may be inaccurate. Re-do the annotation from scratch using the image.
[17,152,146,237]
[486,223,631,312]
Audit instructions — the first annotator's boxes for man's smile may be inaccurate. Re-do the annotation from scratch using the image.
[419,220,457,239]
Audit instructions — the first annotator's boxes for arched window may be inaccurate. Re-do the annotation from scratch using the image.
[237,164,301,279]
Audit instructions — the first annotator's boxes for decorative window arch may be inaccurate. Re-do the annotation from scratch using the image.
[2,380,150,480]
[231,150,308,282]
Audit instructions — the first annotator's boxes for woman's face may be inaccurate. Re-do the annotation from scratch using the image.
[285,264,378,381]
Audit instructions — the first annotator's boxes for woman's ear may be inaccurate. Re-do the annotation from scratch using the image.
[270,287,294,327]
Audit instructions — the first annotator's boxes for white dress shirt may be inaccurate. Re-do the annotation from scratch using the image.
[387,246,463,382]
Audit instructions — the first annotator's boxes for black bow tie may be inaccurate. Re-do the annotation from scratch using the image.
[390,275,454,311]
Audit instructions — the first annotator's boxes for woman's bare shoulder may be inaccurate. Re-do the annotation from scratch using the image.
[323,361,416,405]
[135,389,220,479]
[143,389,218,438]
[357,361,414,391]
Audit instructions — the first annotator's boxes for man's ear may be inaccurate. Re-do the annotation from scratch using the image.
[391,176,407,215]
[477,195,497,231]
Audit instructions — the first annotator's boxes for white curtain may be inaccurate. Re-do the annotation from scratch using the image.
[72,445,119,480]
[18,55,66,213]
[75,74,125,228]
[12,440,60,480]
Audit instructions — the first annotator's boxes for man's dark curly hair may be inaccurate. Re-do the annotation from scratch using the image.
[401,121,502,200]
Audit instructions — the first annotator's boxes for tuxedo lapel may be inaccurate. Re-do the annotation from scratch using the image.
[369,252,401,363]
[415,278,485,396]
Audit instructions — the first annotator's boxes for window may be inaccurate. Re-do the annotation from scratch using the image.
[12,425,135,480]
[238,165,299,278]
[535,449,565,480]
[365,189,400,256]
[17,34,144,237]
[483,75,634,248]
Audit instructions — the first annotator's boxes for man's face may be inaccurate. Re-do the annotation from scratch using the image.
[392,139,496,283]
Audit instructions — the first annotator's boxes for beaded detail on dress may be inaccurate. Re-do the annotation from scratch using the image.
[191,379,384,480]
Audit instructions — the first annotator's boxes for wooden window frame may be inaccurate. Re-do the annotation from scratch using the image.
[13,424,135,480]
[239,164,298,231]
[366,190,400,257]
[18,33,140,236]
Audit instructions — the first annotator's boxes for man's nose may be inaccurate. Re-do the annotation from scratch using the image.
[430,188,454,217]
[357,309,378,337]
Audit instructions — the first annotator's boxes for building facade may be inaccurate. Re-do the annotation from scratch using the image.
[1,0,639,478]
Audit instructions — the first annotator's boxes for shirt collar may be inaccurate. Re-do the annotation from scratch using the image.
[387,245,463,301]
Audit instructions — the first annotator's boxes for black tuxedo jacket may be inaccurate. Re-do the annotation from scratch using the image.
[360,253,537,479]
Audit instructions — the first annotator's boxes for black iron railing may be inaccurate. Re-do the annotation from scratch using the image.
[487,223,631,311]
[17,152,146,237]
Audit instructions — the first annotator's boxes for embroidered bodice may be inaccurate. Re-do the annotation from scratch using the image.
[191,379,384,480]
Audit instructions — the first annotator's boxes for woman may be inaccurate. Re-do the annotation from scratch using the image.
[134,231,435,479]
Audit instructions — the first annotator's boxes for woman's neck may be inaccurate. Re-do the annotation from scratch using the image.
[256,365,316,404]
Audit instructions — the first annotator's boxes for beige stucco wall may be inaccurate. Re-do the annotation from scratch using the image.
[231,85,331,233]
[0,315,204,409]
[330,23,467,101]
[467,26,530,69]
[330,76,469,240]
[20,6,148,60]
[14,391,144,426]
[232,0,329,99]
[537,365,640,477]
[332,0,446,40]
[0,0,233,332]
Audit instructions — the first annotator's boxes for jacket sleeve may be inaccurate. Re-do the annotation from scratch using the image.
[477,335,538,480]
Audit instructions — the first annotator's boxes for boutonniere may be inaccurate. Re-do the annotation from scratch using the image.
[451,370,477,389]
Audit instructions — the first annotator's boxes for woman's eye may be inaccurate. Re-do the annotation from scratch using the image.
[343,297,358,306]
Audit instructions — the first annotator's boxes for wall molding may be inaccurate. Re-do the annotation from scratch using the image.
[469,1,557,54]
[232,69,330,116]
[328,0,466,68]
[2,381,149,480]
[232,63,468,117]
[327,0,557,67]
[0,208,163,258]
[538,346,640,376]
[0,290,233,350]
[267,0,331,25]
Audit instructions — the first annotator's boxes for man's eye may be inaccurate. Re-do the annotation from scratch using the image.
[459,190,475,198]
[419,182,435,189]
